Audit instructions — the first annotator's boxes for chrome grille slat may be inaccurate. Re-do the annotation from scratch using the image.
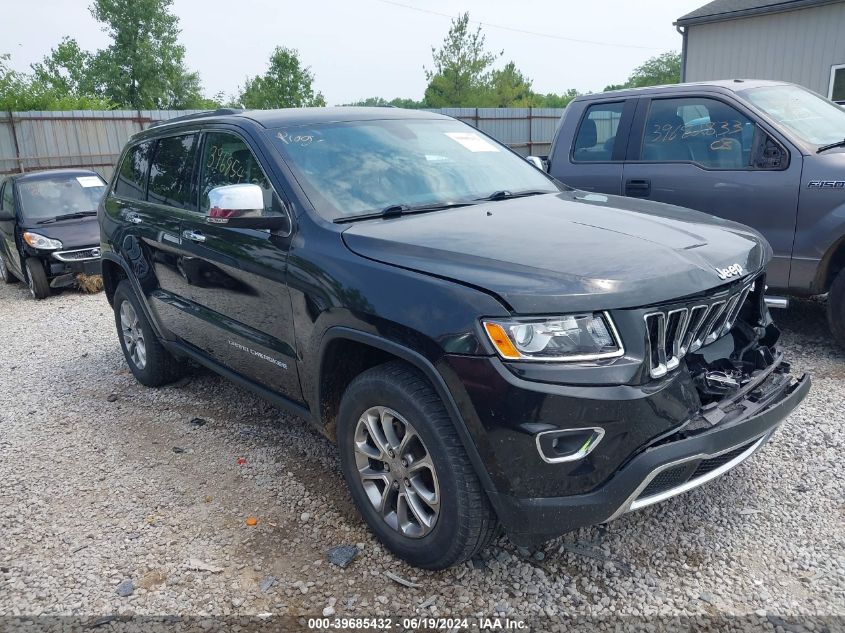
[723,286,751,335]
[680,305,708,356]
[709,295,740,343]
[642,279,755,379]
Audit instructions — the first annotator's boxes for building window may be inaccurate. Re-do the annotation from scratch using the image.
[830,64,845,103]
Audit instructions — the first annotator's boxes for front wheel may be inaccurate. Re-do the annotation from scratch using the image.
[828,267,845,347]
[337,361,497,569]
[24,258,50,299]
[113,280,186,387]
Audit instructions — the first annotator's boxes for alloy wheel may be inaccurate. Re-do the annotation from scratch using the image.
[353,406,440,538]
[119,301,147,370]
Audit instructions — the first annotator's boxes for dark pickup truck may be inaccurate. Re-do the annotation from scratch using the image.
[533,80,845,345]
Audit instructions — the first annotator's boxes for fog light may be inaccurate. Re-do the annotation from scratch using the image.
[535,427,605,463]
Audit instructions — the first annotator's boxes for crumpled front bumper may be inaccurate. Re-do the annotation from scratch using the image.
[491,372,810,547]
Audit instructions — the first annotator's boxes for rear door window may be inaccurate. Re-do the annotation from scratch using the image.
[114,142,153,200]
[638,97,755,169]
[572,102,625,162]
[148,134,198,210]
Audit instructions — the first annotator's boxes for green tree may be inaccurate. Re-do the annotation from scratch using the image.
[605,51,681,91]
[1,53,111,110]
[237,47,325,109]
[487,61,533,107]
[31,37,99,98]
[532,88,581,108]
[89,0,209,109]
[343,96,426,109]
[423,12,501,107]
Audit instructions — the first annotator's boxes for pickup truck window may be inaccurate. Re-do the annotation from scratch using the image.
[742,84,845,146]
[267,119,557,221]
[572,102,624,162]
[639,97,754,169]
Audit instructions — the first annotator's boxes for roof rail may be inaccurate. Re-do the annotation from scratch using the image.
[147,108,245,128]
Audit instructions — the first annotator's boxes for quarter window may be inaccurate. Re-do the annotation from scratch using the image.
[639,97,755,169]
[572,102,625,162]
[199,132,283,218]
[114,142,153,200]
[148,134,198,210]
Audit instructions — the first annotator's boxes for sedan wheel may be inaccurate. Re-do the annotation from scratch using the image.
[119,300,147,370]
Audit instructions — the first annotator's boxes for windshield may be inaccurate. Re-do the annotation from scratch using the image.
[17,174,106,220]
[266,118,558,220]
[741,85,845,146]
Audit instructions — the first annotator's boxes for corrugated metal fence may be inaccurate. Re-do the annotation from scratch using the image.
[0,107,566,180]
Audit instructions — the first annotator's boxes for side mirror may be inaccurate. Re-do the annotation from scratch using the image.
[206,183,289,230]
[525,156,547,172]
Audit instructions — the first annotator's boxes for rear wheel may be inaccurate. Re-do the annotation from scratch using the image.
[828,268,845,347]
[337,361,497,569]
[24,258,50,299]
[0,252,18,283]
[113,280,186,387]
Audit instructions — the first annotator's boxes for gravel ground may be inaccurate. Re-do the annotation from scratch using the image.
[0,280,843,627]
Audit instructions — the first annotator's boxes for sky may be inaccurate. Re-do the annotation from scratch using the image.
[2,0,706,105]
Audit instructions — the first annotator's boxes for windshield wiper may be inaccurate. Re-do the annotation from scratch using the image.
[816,138,845,153]
[334,201,475,223]
[37,211,97,224]
[475,189,553,201]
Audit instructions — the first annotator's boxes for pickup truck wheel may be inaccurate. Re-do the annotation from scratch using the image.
[24,258,50,299]
[828,268,845,347]
[113,280,186,387]
[337,361,497,569]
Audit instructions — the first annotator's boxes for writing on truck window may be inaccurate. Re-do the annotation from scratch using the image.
[648,120,745,144]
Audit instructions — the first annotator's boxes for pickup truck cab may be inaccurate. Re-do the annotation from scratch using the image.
[541,80,845,345]
[100,107,808,569]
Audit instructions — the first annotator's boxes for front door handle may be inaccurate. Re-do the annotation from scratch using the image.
[625,178,651,197]
[181,229,206,243]
[126,211,143,224]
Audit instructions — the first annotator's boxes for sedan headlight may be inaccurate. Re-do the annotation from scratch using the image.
[22,232,63,250]
[483,312,623,361]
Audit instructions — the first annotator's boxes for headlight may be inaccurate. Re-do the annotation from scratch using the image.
[22,232,63,250]
[483,312,624,361]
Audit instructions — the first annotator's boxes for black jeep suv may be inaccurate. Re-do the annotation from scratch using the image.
[99,108,810,569]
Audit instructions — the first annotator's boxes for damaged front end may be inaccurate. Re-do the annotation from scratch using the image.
[609,275,810,517]
[659,275,806,441]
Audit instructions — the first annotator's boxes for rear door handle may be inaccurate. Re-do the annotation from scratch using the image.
[625,178,651,197]
[181,230,206,243]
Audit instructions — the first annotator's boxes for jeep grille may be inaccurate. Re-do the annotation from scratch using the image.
[643,280,755,379]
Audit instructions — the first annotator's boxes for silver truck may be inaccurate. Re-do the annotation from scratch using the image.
[536,80,845,345]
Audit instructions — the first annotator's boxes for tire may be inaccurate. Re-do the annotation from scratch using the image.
[24,258,50,299]
[828,267,845,347]
[337,361,497,569]
[113,280,186,387]
[0,252,18,283]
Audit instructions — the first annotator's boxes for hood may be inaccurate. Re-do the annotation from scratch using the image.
[341,191,770,313]
[20,216,100,250]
